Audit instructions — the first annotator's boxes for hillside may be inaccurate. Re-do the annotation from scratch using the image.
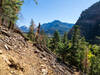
[0,26,75,75]
[68,1,100,44]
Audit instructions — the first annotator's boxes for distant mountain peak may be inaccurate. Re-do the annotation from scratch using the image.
[19,20,74,35]
[52,20,61,23]
[19,25,29,32]
[40,20,74,35]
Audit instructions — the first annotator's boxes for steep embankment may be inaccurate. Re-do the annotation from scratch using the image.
[68,1,100,44]
[0,26,74,75]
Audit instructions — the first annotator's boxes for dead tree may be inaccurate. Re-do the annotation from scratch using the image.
[35,23,41,43]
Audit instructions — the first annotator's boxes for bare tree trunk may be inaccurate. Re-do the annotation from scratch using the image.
[0,0,4,27]
[0,0,2,26]
[0,17,1,26]
[1,18,4,26]
[8,21,11,29]
[9,21,14,30]
[11,22,14,29]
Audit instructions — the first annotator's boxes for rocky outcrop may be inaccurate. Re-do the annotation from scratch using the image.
[68,1,100,44]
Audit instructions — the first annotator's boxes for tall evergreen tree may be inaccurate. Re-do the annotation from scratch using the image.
[62,32,67,43]
[0,0,23,29]
[50,30,60,52]
[53,30,60,43]
[77,37,89,73]
[71,25,80,49]
[70,25,81,66]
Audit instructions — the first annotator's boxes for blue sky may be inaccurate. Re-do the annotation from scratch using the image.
[17,0,99,27]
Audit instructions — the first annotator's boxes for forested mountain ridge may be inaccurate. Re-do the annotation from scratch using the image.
[68,1,100,44]
[40,20,74,35]
[19,20,74,35]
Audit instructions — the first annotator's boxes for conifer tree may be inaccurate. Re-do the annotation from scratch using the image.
[0,0,23,28]
[70,25,81,66]
[53,30,60,43]
[70,26,89,73]
[0,0,37,27]
[53,30,60,49]
[28,19,35,41]
[49,30,60,52]
[55,42,67,62]
[62,32,67,43]
[71,25,80,49]
[77,37,89,72]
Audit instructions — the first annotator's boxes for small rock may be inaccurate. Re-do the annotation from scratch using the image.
[41,64,45,67]
[2,56,11,65]
[4,45,9,50]
[10,71,14,74]
[42,58,47,61]
[0,50,2,54]
[42,69,48,75]
[34,50,39,54]
[4,45,12,50]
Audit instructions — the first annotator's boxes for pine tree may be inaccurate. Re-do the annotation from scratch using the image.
[70,26,89,73]
[62,32,67,43]
[49,30,60,52]
[0,0,37,27]
[77,37,88,71]
[71,25,80,49]
[53,30,60,49]
[53,30,60,43]
[55,42,67,62]
[28,19,35,41]
[70,25,81,66]
[0,0,23,28]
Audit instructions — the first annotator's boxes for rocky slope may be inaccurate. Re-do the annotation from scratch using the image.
[68,1,100,44]
[0,26,76,75]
